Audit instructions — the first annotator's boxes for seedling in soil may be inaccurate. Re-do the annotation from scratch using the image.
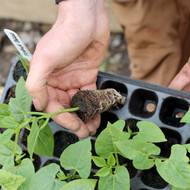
[70,89,126,122]
[2,56,190,189]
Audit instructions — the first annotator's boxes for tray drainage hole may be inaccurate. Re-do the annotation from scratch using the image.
[159,97,189,127]
[53,131,79,158]
[140,166,168,189]
[129,89,158,118]
[144,100,156,113]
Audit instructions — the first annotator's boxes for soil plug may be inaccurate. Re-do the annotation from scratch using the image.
[70,88,126,123]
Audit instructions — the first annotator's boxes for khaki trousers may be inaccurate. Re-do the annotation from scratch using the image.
[112,0,190,86]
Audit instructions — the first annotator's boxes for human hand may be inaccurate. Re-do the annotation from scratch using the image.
[168,58,190,92]
[25,0,110,138]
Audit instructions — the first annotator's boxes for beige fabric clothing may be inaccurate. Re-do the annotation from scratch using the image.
[112,0,190,86]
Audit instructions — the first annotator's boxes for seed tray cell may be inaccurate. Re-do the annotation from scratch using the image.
[1,57,190,190]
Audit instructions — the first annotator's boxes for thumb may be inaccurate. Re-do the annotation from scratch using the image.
[25,56,53,111]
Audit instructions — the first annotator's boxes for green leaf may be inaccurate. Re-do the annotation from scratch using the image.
[95,167,111,177]
[9,77,32,122]
[183,143,190,153]
[107,153,116,167]
[59,179,97,190]
[95,122,130,158]
[9,98,25,123]
[0,139,22,166]
[0,129,15,145]
[155,144,190,188]
[15,77,32,112]
[1,116,19,129]
[115,139,160,169]
[91,156,107,167]
[0,169,26,190]
[0,104,10,119]
[29,163,66,190]
[60,138,92,179]
[28,119,54,159]
[180,109,190,123]
[3,158,35,190]
[112,120,126,131]
[133,121,167,143]
[98,166,130,190]
[17,54,29,75]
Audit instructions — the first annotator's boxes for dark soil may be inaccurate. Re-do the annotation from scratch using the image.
[43,159,70,175]
[140,166,168,189]
[3,85,16,104]
[13,60,27,82]
[53,130,79,158]
[23,150,41,172]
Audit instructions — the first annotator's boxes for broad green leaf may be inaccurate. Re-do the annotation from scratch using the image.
[180,109,190,123]
[15,77,32,112]
[9,77,32,122]
[133,121,167,143]
[60,138,92,179]
[98,166,130,190]
[59,179,97,190]
[112,120,126,131]
[91,156,107,167]
[0,139,22,166]
[95,167,111,177]
[9,98,25,123]
[0,129,15,145]
[156,144,190,188]
[95,122,130,158]
[0,169,26,190]
[172,187,186,190]
[1,116,19,129]
[28,119,54,158]
[29,163,66,190]
[107,153,116,167]
[3,158,35,190]
[115,139,160,169]
[17,54,29,75]
[0,104,10,119]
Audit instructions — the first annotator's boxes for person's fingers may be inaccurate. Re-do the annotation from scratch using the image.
[26,56,54,111]
[168,59,190,92]
[86,114,101,136]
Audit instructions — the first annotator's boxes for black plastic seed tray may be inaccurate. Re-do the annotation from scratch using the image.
[1,57,190,190]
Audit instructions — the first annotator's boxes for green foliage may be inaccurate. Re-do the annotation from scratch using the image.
[29,164,66,190]
[0,169,26,190]
[2,59,190,189]
[3,158,35,190]
[27,118,54,159]
[60,138,92,179]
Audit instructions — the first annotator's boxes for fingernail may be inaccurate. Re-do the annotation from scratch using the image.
[32,98,42,111]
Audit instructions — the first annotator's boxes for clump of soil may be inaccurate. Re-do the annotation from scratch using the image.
[70,88,126,123]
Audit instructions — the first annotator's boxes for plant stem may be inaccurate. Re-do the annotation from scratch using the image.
[38,107,80,120]
[115,153,120,166]
[14,128,21,155]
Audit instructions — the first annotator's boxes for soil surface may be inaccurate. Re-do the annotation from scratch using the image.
[0,18,130,89]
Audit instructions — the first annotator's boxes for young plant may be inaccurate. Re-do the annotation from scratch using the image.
[1,56,190,189]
